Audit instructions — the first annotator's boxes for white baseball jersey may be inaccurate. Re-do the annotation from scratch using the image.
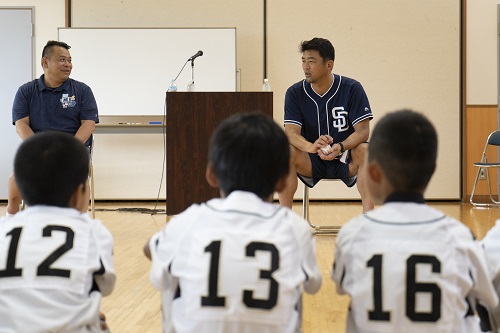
[331,198,498,333]
[0,206,115,333]
[149,191,322,333]
[481,220,500,332]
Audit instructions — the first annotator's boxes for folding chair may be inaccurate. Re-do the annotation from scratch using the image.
[470,130,500,207]
[302,179,341,235]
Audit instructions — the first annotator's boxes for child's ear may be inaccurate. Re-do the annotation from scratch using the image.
[274,174,288,193]
[205,163,219,188]
[367,161,383,183]
[68,182,89,213]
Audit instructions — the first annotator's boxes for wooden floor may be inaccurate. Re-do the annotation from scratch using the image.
[1,200,498,332]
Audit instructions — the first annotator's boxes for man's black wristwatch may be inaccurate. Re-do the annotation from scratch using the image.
[338,142,345,154]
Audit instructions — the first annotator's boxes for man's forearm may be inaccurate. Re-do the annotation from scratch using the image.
[340,120,370,150]
[340,132,366,151]
[15,123,35,141]
[74,120,96,144]
[287,131,313,152]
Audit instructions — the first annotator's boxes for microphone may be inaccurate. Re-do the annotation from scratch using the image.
[188,50,203,61]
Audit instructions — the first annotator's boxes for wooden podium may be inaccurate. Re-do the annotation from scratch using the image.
[166,92,273,216]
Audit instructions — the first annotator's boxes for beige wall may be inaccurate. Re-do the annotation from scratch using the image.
[465,0,500,198]
[71,1,264,93]
[2,1,470,200]
[70,0,461,200]
[467,0,500,105]
[69,1,265,199]
[266,0,460,199]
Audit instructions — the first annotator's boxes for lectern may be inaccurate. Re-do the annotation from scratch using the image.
[166,92,273,216]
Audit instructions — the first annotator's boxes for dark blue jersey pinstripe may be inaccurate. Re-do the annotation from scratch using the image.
[284,74,373,145]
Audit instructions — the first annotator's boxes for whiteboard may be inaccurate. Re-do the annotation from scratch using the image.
[58,28,236,116]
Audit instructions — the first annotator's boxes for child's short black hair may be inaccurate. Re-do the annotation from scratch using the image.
[208,112,289,199]
[14,131,89,207]
[368,109,438,192]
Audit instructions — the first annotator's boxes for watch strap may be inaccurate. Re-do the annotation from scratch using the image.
[338,142,345,154]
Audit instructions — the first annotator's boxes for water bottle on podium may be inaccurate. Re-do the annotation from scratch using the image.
[168,80,177,92]
[262,78,271,92]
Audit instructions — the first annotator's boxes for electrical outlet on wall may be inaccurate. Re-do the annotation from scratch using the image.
[479,168,487,180]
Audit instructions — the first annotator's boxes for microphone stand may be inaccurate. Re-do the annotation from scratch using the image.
[187,59,195,92]
[169,59,189,92]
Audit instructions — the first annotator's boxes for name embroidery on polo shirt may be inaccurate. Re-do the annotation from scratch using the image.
[60,94,76,108]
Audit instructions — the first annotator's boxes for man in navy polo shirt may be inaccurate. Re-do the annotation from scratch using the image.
[7,40,99,215]
[278,37,374,213]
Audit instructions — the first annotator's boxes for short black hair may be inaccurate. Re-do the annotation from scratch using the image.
[14,131,89,207]
[368,109,438,192]
[42,40,71,58]
[300,37,335,62]
[208,112,290,199]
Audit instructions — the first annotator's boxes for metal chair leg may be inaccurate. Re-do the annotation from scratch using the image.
[302,185,340,235]
[89,134,95,218]
[90,159,95,218]
[470,168,481,206]
[471,167,500,207]
[486,168,500,205]
[302,183,309,222]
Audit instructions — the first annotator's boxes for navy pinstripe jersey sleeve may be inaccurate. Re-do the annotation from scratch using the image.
[284,82,304,128]
[347,80,373,127]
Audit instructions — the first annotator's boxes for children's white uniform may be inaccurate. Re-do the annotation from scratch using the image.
[0,206,115,333]
[481,219,500,331]
[331,200,498,333]
[149,191,322,333]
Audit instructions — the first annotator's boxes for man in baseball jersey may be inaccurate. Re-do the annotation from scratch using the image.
[279,37,374,212]
[7,40,99,215]
[331,110,498,332]
[0,131,115,332]
[145,112,322,333]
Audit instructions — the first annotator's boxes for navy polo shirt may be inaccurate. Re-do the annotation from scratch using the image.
[12,75,99,147]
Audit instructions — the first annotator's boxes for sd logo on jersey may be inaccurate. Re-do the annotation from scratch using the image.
[60,94,76,108]
[332,106,349,132]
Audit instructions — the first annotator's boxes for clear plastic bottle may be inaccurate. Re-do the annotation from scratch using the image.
[168,80,177,92]
[262,78,271,92]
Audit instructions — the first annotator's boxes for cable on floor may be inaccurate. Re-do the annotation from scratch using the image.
[93,207,166,215]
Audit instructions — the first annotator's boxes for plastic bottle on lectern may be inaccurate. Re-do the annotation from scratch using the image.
[168,80,177,92]
[262,78,271,92]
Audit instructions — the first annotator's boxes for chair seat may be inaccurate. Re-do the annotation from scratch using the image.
[473,162,500,167]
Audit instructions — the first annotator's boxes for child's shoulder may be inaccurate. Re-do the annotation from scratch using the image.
[339,203,474,242]
[483,219,500,244]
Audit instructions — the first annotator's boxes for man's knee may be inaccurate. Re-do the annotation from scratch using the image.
[290,145,313,176]
[351,143,368,164]
[289,144,300,160]
[8,174,21,200]
[289,144,304,170]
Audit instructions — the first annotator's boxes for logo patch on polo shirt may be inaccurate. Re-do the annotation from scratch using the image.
[60,94,76,108]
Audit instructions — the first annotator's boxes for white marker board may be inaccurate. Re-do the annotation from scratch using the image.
[58,28,236,116]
